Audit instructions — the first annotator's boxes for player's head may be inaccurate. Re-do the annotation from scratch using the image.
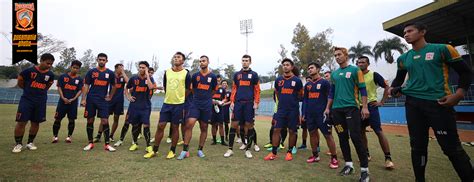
[199,55,209,70]
[324,71,331,80]
[114,63,124,73]
[305,76,312,82]
[307,62,321,77]
[241,55,252,69]
[216,75,222,84]
[138,61,150,75]
[403,22,427,44]
[97,53,108,68]
[173,52,185,67]
[70,60,82,75]
[282,58,295,75]
[148,67,155,76]
[221,80,228,89]
[334,47,348,65]
[39,53,55,70]
[356,56,370,71]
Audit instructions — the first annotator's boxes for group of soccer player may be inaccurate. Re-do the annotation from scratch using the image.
[11,22,473,182]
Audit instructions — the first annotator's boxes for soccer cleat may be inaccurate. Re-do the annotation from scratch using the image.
[105,144,116,152]
[93,137,101,143]
[279,144,285,149]
[177,151,188,160]
[65,137,72,143]
[239,144,246,150]
[297,144,307,150]
[285,152,293,161]
[385,159,395,169]
[264,143,272,148]
[339,166,354,176]
[359,171,370,182]
[12,144,22,153]
[177,141,184,146]
[254,144,260,152]
[150,138,155,143]
[52,137,59,143]
[166,137,172,144]
[329,158,339,169]
[146,146,153,153]
[137,134,143,139]
[113,140,123,147]
[306,156,321,163]
[197,150,206,158]
[166,151,176,159]
[144,151,156,159]
[245,150,253,159]
[26,143,37,150]
[236,137,242,143]
[291,146,297,154]
[224,149,234,158]
[109,137,115,142]
[221,141,228,146]
[83,143,94,151]
[264,153,277,161]
[129,144,138,151]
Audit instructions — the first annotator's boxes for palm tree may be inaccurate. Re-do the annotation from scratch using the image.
[349,41,374,63]
[373,37,408,64]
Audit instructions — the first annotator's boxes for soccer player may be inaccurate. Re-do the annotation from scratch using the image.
[12,53,55,153]
[302,62,338,169]
[127,61,155,153]
[177,55,217,159]
[52,60,83,143]
[221,80,231,141]
[264,58,302,161]
[325,47,369,181]
[356,56,394,169]
[390,22,473,182]
[324,71,331,80]
[211,75,228,146]
[298,76,312,150]
[81,53,117,152]
[144,52,191,159]
[264,90,287,150]
[224,55,261,159]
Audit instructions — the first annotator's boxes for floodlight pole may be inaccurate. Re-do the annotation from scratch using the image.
[240,19,253,54]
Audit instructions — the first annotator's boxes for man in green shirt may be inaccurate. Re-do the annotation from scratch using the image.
[325,47,370,182]
[390,22,473,182]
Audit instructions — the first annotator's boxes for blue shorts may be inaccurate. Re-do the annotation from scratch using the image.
[211,106,224,124]
[128,108,151,125]
[55,101,78,120]
[305,112,332,135]
[186,103,211,123]
[16,97,47,123]
[109,100,124,115]
[273,109,299,131]
[232,101,255,124]
[159,103,185,124]
[361,105,382,133]
[84,98,109,119]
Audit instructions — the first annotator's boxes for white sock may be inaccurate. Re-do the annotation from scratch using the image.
[361,167,369,172]
[345,162,354,168]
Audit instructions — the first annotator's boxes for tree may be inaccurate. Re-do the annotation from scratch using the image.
[150,54,159,71]
[79,49,95,77]
[373,37,408,64]
[190,59,200,74]
[54,47,77,75]
[274,44,287,76]
[37,33,66,59]
[223,64,235,80]
[349,41,374,63]
[0,66,19,79]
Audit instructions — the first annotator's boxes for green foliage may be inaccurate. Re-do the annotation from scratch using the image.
[373,37,408,64]
[54,47,77,75]
[349,41,374,63]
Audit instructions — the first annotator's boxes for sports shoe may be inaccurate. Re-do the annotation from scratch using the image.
[221,141,228,146]
[129,144,138,151]
[264,153,277,161]
[150,138,155,143]
[329,158,339,169]
[224,149,234,158]
[339,165,354,176]
[291,146,297,154]
[65,137,72,143]
[146,146,153,153]
[306,156,320,163]
[254,144,260,152]
[104,144,116,152]
[264,143,272,148]
[197,150,206,158]
[144,151,156,159]
[359,171,370,182]
[285,152,293,161]
[279,144,285,149]
[93,137,101,143]
[166,151,176,159]
[83,143,94,151]
[109,137,115,142]
[137,134,143,139]
[177,141,184,146]
[239,144,247,150]
[385,159,395,169]
[26,143,37,150]
[236,137,242,143]
[297,144,307,150]
[113,140,123,147]
[12,144,22,153]
[367,155,372,161]
[177,151,188,160]
[245,150,253,159]
[166,137,172,144]
[52,137,59,143]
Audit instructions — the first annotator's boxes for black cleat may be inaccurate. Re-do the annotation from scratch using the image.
[339,166,354,176]
[359,171,370,182]
[221,142,228,146]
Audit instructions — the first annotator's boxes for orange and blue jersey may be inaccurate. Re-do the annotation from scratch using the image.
[274,75,303,111]
[18,66,55,102]
[329,65,367,109]
[84,67,115,100]
[110,74,126,102]
[191,71,218,108]
[230,69,260,104]
[57,73,83,101]
[212,87,226,101]
[127,75,155,110]
[302,77,330,115]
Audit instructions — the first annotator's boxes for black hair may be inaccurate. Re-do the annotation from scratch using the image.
[403,22,427,32]
[175,52,186,59]
[97,53,108,59]
[40,53,55,62]
[305,76,312,80]
[148,67,155,72]
[324,71,332,75]
[216,75,221,79]
[307,62,321,69]
[115,63,123,69]
[221,80,228,84]
[281,58,294,66]
[357,56,370,64]
[200,55,209,61]
[138,61,150,68]
[71,60,82,67]
[242,54,252,62]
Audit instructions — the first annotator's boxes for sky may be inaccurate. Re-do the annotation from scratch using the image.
[1,0,433,80]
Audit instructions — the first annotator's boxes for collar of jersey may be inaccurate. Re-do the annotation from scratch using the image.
[96,67,107,72]
[34,66,49,74]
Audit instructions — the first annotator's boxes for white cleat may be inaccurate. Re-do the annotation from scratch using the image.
[83,143,94,151]
[150,138,155,143]
[105,145,116,152]
[254,144,260,152]
[236,138,242,143]
[166,137,172,144]
[224,149,234,158]
[239,144,247,150]
[26,143,37,150]
[113,140,123,147]
[12,144,22,153]
[245,150,253,159]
